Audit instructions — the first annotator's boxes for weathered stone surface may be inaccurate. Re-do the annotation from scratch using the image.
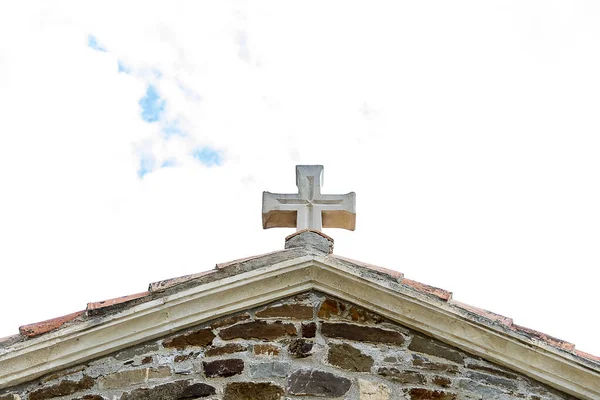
[205,343,246,357]
[120,380,215,400]
[328,343,373,372]
[219,320,296,341]
[249,361,290,378]
[412,355,460,374]
[408,388,457,400]
[203,359,244,378]
[223,382,284,400]
[148,366,171,379]
[256,303,313,319]
[253,343,280,356]
[318,298,383,323]
[141,356,153,364]
[211,313,250,329]
[358,379,390,400]
[432,376,452,388]
[466,363,519,380]
[73,396,105,400]
[408,335,464,365]
[457,380,508,398]
[40,365,86,383]
[173,354,193,362]
[302,322,317,338]
[162,328,215,349]
[0,395,21,400]
[321,322,404,344]
[378,367,425,384]
[289,338,313,358]
[287,369,352,396]
[466,371,518,391]
[115,343,159,360]
[98,369,147,389]
[29,376,94,400]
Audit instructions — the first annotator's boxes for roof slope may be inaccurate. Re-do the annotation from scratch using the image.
[0,230,598,399]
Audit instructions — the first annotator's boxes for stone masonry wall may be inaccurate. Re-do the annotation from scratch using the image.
[0,292,575,400]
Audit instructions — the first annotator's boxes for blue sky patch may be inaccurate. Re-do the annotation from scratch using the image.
[162,120,186,137]
[139,85,165,123]
[87,35,106,52]
[193,147,223,167]
[161,159,177,168]
[138,153,156,178]
[118,61,131,74]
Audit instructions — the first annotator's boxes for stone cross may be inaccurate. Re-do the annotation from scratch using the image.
[262,165,356,232]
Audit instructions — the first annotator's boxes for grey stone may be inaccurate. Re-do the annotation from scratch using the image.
[328,343,374,372]
[408,335,464,365]
[249,362,290,378]
[287,369,352,396]
[114,343,159,361]
[466,371,519,391]
[224,382,284,400]
[121,380,215,400]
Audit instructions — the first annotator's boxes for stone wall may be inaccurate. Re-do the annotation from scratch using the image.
[0,292,575,400]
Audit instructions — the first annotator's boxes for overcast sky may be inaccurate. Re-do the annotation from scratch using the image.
[1,1,599,356]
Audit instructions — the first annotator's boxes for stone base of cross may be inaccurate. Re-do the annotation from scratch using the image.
[262,165,356,232]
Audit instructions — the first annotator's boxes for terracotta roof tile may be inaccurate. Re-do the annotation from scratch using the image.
[87,291,150,311]
[149,270,218,292]
[19,310,84,338]
[575,349,600,363]
[401,278,452,301]
[331,254,404,280]
[510,324,576,352]
[450,300,513,326]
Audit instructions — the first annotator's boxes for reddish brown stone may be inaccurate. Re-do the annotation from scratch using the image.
[141,356,153,364]
[253,344,280,356]
[318,298,340,319]
[174,354,192,362]
[256,303,314,319]
[409,388,456,400]
[162,328,215,349]
[378,367,425,384]
[203,359,244,378]
[408,335,464,365]
[205,343,246,357]
[289,339,313,358]
[301,322,316,338]
[321,322,404,344]
[328,343,373,372]
[224,382,284,400]
[318,297,383,323]
[219,320,296,341]
[19,310,84,338]
[211,313,250,329]
[412,355,460,374]
[29,376,94,400]
[432,376,452,388]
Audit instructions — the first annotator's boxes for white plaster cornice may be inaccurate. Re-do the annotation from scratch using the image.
[0,255,598,399]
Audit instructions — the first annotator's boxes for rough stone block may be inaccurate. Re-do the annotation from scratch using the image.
[255,303,313,319]
[378,367,425,384]
[287,369,352,396]
[318,297,383,324]
[289,338,313,358]
[205,343,246,357]
[219,320,296,341]
[301,322,317,338]
[148,366,171,379]
[465,371,518,391]
[321,322,404,345]
[432,376,452,388]
[253,343,280,356]
[223,382,284,400]
[120,380,215,400]
[0,395,21,400]
[328,343,374,372]
[210,313,250,329]
[358,379,390,400]
[98,369,148,389]
[412,355,460,374]
[408,388,457,400]
[162,328,215,349]
[114,343,160,361]
[408,335,464,365]
[249,361,290,378]
[203,359,244,378]
[73,396,105,400]
[28,376,94,400]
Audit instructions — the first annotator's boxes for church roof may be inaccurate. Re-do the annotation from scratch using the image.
[1,230,599,399]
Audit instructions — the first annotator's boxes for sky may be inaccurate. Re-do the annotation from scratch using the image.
[0,1,599,357]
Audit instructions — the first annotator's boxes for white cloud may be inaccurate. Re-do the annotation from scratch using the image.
[0,1,599,359]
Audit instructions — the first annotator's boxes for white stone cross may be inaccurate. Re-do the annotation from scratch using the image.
[262,165,356,232]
